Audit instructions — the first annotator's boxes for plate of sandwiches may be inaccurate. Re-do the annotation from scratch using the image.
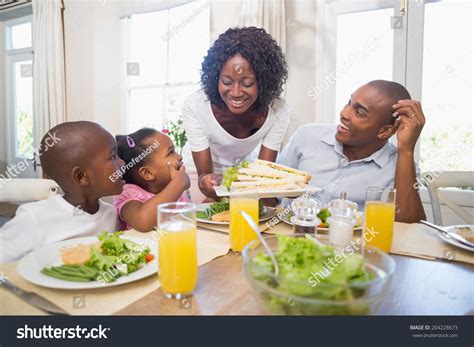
[196,199,277,225]
[214,159,320,198]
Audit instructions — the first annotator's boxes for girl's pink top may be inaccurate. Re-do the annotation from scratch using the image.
[113,183,190,230]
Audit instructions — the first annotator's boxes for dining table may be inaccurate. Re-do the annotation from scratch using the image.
[117,222,474,316]
[1,219,473,316]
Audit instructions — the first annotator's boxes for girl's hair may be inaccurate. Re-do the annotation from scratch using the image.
[200,26,288,111]
[116,127,158,184]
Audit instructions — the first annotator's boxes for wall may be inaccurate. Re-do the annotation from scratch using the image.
[0,21,6,174]
[63,0,124,135]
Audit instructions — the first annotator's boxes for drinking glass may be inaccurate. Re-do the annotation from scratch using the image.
[158,202,197,298]
[364,187,396,252]
[229,187,259,252]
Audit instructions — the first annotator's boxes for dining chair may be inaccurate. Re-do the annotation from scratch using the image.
[0,178,61,203]
[422,171,474,225]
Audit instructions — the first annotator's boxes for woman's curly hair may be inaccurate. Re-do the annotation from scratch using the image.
[200,27,288,110]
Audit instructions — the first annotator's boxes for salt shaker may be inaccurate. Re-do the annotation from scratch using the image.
[290,198,321,234]
[327,192,357,248]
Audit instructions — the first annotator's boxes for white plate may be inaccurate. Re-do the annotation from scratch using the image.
[214,185,321,198]
[17,235,158,290]
[279,211,364,232]
[196,203,277,225]
[438,225,474,253]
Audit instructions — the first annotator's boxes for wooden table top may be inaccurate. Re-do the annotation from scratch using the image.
[118,246,474,316]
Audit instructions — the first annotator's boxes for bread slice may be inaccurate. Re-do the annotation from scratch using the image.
[60,242,100,265]
[211,210,230,222]
[249,159,312,184]
[230,177,305,192]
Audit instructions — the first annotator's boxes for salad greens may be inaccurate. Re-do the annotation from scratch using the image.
[196,198,266,220]
[222,160,249,189]
[248,235,375,315]
[41,231,153,283]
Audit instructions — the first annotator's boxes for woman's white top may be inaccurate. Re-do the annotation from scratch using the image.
[182,90,291,174]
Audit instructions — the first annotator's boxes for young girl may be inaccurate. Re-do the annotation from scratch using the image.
[113,128,190,232]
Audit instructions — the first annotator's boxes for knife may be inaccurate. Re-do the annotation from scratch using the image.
[0,278,68,315]
[420,220,474,249]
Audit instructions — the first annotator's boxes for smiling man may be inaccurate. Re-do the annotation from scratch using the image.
[278,80,426,223]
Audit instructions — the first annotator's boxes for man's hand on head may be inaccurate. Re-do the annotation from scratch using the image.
[392,99,425,154]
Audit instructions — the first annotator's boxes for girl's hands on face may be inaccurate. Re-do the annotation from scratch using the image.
[167,161,190,190]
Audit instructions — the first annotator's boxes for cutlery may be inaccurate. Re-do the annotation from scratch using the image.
[0,278,68,315]
[420,220,474,249]
[240,210,280,276]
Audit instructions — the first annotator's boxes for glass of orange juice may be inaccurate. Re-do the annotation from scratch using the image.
[157,202,197,299]
[364,187,396,253]
[229,186,259,252]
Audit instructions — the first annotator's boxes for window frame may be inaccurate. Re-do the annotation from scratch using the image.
[4,15,35,167]
[5,15,33,51]
[315,0,407,122]
[123,2,209,132]
[315,0,473,213]
[315,0,443,162]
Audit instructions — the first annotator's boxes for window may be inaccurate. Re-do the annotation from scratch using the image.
[419,0,472,172]
[8,21,32,49]
[316,0,473,172]
[124,1,210,132]
[335,8,394,114]
[5,16,34,161]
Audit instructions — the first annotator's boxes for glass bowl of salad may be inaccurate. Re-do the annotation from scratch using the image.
[242,234,396,315]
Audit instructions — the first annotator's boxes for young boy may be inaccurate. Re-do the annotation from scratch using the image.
[0,121,125,264]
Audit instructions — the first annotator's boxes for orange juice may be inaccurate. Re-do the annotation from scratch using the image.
[229,198,259,252]
[158,221,197,295]
[364,201,395,252]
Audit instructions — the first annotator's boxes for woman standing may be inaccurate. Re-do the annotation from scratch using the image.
[182,27,290,202]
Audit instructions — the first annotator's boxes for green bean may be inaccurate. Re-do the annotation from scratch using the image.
[41,268,92,282]
[55,265,98,277]
[52,267,96,279]
[78,265,98,277]
[51,266,95,278]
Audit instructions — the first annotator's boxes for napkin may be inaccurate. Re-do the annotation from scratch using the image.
[390,222,474,265]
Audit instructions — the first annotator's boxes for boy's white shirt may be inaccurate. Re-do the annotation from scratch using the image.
[0,195,118,264]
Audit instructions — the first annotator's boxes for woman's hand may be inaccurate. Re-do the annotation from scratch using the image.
[198,173,221,198]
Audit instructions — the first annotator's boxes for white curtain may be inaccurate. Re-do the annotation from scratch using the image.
[238,0,287,54]
[32,0,67,148]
